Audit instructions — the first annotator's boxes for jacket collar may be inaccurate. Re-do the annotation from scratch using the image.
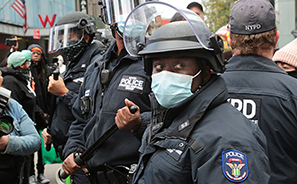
[150,75,229,141]
[95,41,140,68]
[226,55,287,74]
[0,67,29,83]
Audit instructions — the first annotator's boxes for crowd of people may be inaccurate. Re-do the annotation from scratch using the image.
[1,0,297,183]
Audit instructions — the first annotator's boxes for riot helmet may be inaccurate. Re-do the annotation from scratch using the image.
[48,12,97,61]
[123,2,225,75]
[98,0,152,37]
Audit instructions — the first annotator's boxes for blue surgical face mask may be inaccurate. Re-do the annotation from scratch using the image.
[151,70,201,108]
[117,22,144,37]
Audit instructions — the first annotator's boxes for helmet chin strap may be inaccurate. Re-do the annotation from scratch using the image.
[197,59,207,86]
[110,24,123,38]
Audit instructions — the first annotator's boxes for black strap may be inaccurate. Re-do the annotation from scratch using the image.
[188,137,204,153]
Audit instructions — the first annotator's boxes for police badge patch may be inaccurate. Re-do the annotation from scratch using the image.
[222,149,249,183]
[117,75,145,94]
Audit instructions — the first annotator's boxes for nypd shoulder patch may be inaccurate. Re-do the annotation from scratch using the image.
[222,149,248,183]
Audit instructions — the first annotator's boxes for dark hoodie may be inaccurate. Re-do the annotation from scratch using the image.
[0,67,35,121]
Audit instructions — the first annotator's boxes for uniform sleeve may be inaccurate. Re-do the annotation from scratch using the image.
[133,112,151,140]
[62,79,88,158]
[62,90,78,109]
[4,102,41,156]
[192,144,270,183]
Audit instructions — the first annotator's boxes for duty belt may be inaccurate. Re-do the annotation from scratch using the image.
[87,164,137,184]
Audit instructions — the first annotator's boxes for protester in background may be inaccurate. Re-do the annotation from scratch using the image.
[273,38,297,78]
[0,50,37,184]
[187,2,204,20]
[42,11,101,184]
[222,0,297,183]
[27,44,51,184]
[1,50,35,123]
[115,2,270,183]
[0,72,40,184]
[57,55,66,74]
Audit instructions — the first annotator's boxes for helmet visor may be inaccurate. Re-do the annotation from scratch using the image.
[48,23,84,53]
[123,1,214,57]
[100,0,149,25]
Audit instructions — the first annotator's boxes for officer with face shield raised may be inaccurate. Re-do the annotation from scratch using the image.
[115,2,270,183]
[43,11,101,184]
[61,1,151,184]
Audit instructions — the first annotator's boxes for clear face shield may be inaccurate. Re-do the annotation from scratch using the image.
[123,1,214,57]
[48,23,84,53]
[99,0,149,25]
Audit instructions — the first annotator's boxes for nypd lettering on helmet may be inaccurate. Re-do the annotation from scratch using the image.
[228,97,261,125]
[117,75,145,94]
[222,149,249,183]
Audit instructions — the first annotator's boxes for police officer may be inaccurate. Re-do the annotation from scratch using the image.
[61,0,151,184]
[43,11,101,184]
[223,0,297,183]
[115,2,270,183]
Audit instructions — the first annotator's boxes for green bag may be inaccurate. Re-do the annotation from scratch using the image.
[39,131,63,164]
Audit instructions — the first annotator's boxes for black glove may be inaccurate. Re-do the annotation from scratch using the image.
[42,113,50,127]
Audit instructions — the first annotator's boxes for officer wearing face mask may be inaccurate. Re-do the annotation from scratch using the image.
[115,2,270,183]
[43,11,101,184]
[60,1,151,184]
[273,38,297,78]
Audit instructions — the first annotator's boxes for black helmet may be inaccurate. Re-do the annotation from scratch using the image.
[140,21,225,75]
[123,2,225,75]
[48,12,97,53]
[55,11,97,35]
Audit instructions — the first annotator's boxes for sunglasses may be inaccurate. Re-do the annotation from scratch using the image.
[32,51,41,55]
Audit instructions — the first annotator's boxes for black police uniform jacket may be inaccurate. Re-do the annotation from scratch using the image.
[223,55,297,183]
[50,42,101,153]
[133,75,270,184]
[63,41,151,172]
[0,67,35,120]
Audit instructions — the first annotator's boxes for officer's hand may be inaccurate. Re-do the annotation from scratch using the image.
[62,153,82,175]
[42,128,52,144]
[115,98,141,131]
[82,167,89,174]
[0,135,9,151]
[47,75,68,96]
